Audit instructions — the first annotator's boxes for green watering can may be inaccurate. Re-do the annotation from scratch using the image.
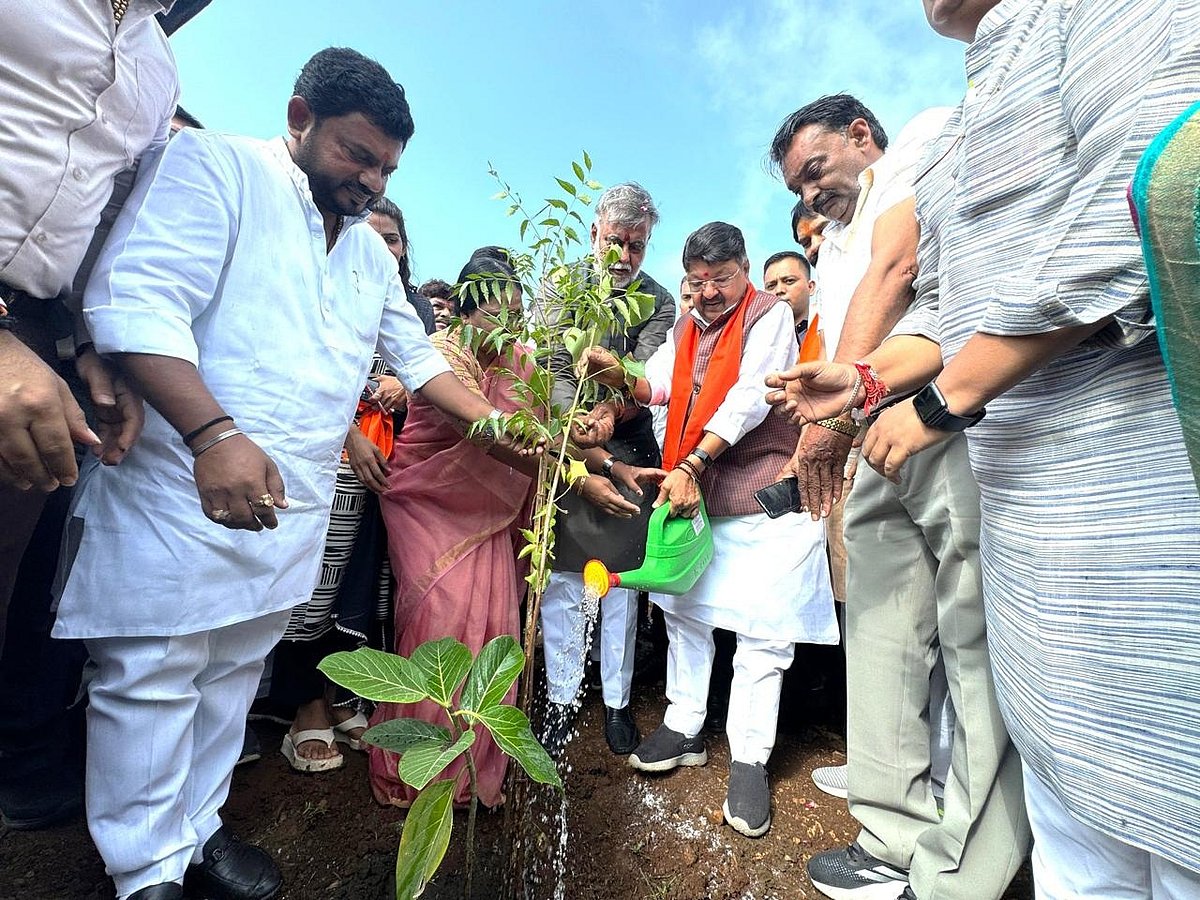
[583,499,714,598]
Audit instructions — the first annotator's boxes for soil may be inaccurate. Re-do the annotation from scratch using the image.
[0,643,1033,900]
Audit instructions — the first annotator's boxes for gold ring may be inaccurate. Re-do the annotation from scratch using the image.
[212,509,231,521]
[254,493,275,508]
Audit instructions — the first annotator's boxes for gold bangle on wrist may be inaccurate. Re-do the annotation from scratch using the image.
[815,416,860,438]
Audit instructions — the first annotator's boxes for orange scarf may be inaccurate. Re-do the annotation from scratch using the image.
[662,283,755,470]
[354,402,394,457]
[798,311,822,363]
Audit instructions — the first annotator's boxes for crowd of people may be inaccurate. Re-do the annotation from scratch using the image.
[1,2,1198,900]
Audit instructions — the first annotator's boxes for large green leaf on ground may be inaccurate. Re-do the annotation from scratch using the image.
[317,648,428,704]
[474,704,562,789]
[394,779,455,900]
[460,635,524,713]
[361,719,451,755]
[408,637,473,708]
[399,730,476,791]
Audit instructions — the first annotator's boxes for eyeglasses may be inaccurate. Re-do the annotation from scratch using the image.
[685,271,741,293]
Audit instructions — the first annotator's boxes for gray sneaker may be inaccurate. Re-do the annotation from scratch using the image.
[628,723,707,772]
[812,763,849,799]
[723,761,771,837]
[808,841,909,900]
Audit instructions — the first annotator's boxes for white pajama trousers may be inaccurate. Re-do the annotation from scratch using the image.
[84,610,291,899]
[541,571,637,709]
[1024,763,1200,899]
[661,607,794,765]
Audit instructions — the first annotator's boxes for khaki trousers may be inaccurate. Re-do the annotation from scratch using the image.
[843,434,1029,900]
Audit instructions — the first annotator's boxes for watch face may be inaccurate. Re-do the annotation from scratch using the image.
[913,384,945,427]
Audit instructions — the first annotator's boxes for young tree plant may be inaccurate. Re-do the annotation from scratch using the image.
[319,636,561,900]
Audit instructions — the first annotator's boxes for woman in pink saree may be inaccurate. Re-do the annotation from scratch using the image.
[369,252,536,808]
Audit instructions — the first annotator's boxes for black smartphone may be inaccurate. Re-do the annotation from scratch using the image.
[753,477,802,518]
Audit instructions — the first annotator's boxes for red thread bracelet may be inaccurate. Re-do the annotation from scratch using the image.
[854,362,889,417]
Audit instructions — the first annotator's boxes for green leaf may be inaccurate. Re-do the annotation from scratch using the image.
[399,730,476,790]
[583,150,593,171]
[572,161,586,182]
[461,635,524,713]
[408,637,473,707]
[491,190,508,201]
[394,779,455,900]
[360,719,451,755]
[563,226,580,244]
[519,219,529,241]
[318,648,429,704]
[622,356,647,381]
[555,177,578,197]
[474,704,562,788]
[547,198,568,211]
[586,179,603,191]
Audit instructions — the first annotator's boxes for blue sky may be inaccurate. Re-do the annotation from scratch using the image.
[170,1,969,291]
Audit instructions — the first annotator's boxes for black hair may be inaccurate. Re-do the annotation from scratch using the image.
[790,198,815,237]
[293,47,414,143]
[763,250,811,278]
[419,278,454,302]
[172,104,204,129]
[368,196,416,293]
[768,93,888,175]
[455,252,518,316]
[682,222,747,269]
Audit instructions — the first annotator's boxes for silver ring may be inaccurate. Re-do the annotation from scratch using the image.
[253,493,275,508]
[211,508,231,522]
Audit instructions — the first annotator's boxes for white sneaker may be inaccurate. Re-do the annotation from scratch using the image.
[812,763,849,799]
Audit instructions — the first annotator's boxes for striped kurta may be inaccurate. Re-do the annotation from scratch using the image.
[899,0,1200,872]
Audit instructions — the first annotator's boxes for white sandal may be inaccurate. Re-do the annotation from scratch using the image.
[281,728,344,773]
[332,712,370,751]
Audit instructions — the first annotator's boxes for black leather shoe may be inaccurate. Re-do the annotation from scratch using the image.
[603,705,641,755]
[184,826,282,900]
[128,884,184,900]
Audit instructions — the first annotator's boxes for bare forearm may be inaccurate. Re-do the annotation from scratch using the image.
[415,371,496,424]
[112,352,226,438]
[935,320,1110,414]
[832,198,920,363]
[861,335,944,397]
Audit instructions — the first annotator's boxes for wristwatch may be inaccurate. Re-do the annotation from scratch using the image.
[601,456,618,475]
[913,382,985,431]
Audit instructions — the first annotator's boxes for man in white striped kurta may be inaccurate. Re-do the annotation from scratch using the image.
[831,0,1200,895]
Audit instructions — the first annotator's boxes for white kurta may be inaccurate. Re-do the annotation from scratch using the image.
[643,301,838,644]
[53,132,450,639]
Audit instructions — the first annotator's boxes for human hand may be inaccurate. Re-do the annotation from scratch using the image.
[345,427,390,493]
[861,398,949,483]
[193,433,288,531]
[576,473,640,518]
[609,461,666,498]
[791,425,855,519]
[653,467,701,518]
[373,375,407,414]
[76,347,144,466]
[765,361,862,427]
[570,401,617,448]
[583,347,626,389]
[0,333,99,490]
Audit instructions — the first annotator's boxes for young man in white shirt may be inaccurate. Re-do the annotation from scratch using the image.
[55,48,525,900]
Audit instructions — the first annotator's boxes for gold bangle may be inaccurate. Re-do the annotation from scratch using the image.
[815,416,859,438]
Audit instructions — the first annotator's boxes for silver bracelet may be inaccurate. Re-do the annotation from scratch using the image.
[191,427,243,458]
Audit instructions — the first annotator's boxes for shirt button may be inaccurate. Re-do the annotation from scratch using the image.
[692,384,701,395]
[73,167,86,181]
[35,233,48,245]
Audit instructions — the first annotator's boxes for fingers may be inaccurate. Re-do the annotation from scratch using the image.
[95,380,144,466]
[816,456,834,518]
[354,447,390,494]
[652,481,669,509]
[264,457,288,510]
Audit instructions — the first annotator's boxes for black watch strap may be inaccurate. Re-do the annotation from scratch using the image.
[913,383,986,432]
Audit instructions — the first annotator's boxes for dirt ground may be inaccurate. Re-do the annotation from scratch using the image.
[0,644,1033,900]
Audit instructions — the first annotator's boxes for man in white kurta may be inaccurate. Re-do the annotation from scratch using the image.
[52,49,508,900]
[590,222,838,839]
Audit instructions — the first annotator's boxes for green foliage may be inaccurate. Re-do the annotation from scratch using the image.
[317,647,427,704]
[322,636,562,900]
[393,779,455,900]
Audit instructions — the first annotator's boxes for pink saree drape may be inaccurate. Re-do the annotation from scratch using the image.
[368,333,534,808]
